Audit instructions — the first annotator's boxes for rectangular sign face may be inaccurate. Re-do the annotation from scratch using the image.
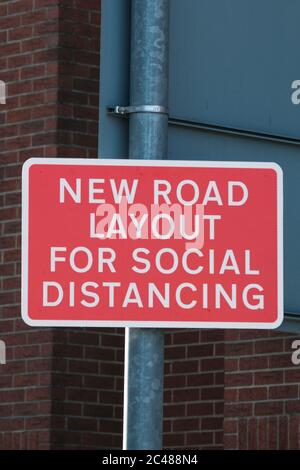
[22,158,283,329]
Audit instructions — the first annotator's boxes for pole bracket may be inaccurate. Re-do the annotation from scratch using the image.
[107,105,169,116]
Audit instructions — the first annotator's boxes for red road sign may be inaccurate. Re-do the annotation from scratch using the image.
[22,158,283,328]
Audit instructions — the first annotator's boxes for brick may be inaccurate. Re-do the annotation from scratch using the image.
[0,4,7,16]
[86,346,115,362]
[35,0,57,8]
[4,249,21,263]
[0,390,24,403]
[0,419,25,432]
[99,390,123,405]
[257,417,268,450]
[164,404,186,418]
[52,373,81,388]
[100,362,124,377]
[101,334,124,348]
[239,387,268,402]
[226,372,253,387]
[268,417,279,449]
[172,418,198,432]
[225,403,253,418]
[74,0,100,10]
[173,388,199,403]
[34,49,59,64]
[31,105,57,119]
[163,433,185,448]
[216,401,225,415]
[165,374,186,389]
[1,125,18,139]
[187,373,214,387]
[239,355,268,370]
[226,341,253,356]
[33,76,57,91]
[8,1,32,15]
[165,346,186,360]
[0,405,13,418]
[21,10,50,25]
[73,105,98,121]
[73,78,99,93]
[172,359,198,374]
[84,404,113,418]
[21,65,46,80]
[254,370,284,385]
[0,236,16,249]
[201,357,224,371]
[0,264,15,276]
[224,434,238,449]
[289,416,300,449]
[1,13,21,29]
[269,354,293,369]
[32,132,56,146]
[14,374,40,388]
[9,26,33,41]
[279,416,289,449]
[201,329,224,342]
[188,343,214,357]
[201,386,224,400]
[58,117,87,133]
[269,385,298,400]
[1,42,21,59]
[8,54,33,69]
[255,401,284,416]
[171,330,199,345]
[19,121,44,135]
[254,339,284,354]
[224,388,238,401]
[59,90,87,106]
[224,357,239,371]
[224,418,238,434]
[0,205,17,221]
[84,375,114,390]
[215,371,224,385]
[285,400,300,414]
[67,417,97,432]
[186,432,214,446]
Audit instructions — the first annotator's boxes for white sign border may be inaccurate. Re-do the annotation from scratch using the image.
[22,158,284,329]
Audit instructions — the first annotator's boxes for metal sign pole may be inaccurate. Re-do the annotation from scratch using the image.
[123,0,169,450]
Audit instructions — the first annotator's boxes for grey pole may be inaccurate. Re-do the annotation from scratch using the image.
[123,0,169,450]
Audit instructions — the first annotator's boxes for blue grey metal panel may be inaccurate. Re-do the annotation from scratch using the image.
[98,0,130,159]
[99,0,300,327]
[280,314,300,333]
[169,0,300,138]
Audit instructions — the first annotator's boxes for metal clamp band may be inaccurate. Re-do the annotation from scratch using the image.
[108,105,168,116]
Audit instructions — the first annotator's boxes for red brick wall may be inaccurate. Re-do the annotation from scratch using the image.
[164,330,224,449]
[44,1,124,450]
[51,328,124,449]
[0,0,60,450]
[223,330,300,449]
[0,0,125,450]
